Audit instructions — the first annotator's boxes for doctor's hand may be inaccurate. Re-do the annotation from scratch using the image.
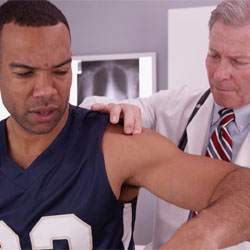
[91,103,142,135]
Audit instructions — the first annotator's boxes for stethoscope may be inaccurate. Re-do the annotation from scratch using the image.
[176,88,211,221]
[178,88,211,151]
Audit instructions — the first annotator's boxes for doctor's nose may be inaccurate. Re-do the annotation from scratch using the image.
[213,60,232,81]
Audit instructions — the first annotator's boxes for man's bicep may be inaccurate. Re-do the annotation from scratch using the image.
[120,128,239,211]
[102,125,239,211]
[102,126,187,205]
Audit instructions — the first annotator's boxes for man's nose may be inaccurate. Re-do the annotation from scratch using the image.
[33,72,57,99]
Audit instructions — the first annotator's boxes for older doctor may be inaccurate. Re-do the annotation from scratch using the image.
[81,0,250,249]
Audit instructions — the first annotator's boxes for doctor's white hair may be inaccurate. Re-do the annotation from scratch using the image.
[209,0,250,32]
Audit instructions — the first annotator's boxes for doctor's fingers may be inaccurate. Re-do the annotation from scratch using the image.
[91,102,142,135]
[91,103,121,124]
[119,103,142,135]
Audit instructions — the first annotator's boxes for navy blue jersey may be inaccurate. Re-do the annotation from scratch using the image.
[0,105,137,249]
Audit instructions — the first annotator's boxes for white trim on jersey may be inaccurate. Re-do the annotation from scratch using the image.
[122,203,133,249]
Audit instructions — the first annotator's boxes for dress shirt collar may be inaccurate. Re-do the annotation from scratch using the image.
[212,102,250,132]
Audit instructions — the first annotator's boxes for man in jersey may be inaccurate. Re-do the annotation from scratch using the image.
[1,1,250,249]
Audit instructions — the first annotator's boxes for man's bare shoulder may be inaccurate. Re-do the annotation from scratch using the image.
[101,123,180,185]
[101,123,177,201]
[103,123,175,149]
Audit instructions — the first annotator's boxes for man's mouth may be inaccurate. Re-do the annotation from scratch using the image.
[30,107,57,122]
[35,111,51,115]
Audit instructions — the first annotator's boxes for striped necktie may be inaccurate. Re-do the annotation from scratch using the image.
[206,108,235,162]
[189,108,235,219]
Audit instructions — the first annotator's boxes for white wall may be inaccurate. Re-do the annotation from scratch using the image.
[168,6,214,89]
[0,96,9,120]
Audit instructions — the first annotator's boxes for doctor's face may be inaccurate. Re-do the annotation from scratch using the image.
[206,21,250,109]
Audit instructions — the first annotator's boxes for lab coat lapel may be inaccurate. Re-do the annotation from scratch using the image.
[186,94,214,155]
[235,132,250,167]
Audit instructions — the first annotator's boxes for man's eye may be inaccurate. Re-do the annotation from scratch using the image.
[54,70,68,76]
[16,71,34,77]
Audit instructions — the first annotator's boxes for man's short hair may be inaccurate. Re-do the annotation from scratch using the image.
[209,0,250,33]
[0,0,70,36]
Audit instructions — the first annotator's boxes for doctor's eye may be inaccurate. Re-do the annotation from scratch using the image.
[208,54,220,60]
[231,59,250,67]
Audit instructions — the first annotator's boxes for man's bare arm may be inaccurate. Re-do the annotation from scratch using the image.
[161,168,250,249]
[102,124,250,248]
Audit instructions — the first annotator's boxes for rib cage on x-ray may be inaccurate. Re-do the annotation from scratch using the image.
[77,59,139,105]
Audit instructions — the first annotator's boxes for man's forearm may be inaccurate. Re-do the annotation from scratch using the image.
[160,167,250,249]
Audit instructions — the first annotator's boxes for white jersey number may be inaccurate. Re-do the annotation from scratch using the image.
[0,214,92,250]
